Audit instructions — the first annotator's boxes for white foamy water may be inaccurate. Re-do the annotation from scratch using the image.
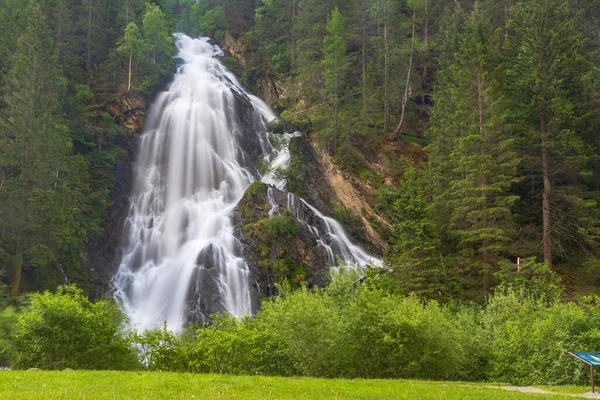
[113,35,380,333]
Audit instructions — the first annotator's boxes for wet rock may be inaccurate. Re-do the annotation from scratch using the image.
[232,183,338,301]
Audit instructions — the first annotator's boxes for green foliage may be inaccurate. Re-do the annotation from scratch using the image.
[0,306,20,366]
[386,168,452,298]
[11,286,138,370]
[189,314,268,375]
[483,290,600,385]
[495,260,564,302]
[134,322,187,372]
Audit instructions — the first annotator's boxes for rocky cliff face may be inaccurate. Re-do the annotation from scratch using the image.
[87,94,146,299]
[231,182,336,299]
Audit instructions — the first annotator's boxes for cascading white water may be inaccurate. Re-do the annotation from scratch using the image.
[113,35,380,333]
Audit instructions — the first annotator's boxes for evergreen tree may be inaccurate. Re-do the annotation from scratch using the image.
[322,7,348,133]
[503,0,597,267]
[386,168,450,298]
[0,4,70,296]
[427,5,519,293]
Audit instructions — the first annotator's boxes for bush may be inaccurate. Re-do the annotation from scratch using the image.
[343,286,470,380]
[256,286,347,377]
[11,286,138,370]
[134,322,188,372]
[482,290,600,385]
[188,314,270,375]
[0,306,19,367]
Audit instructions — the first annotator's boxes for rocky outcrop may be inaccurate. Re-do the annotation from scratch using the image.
[221,31,245,66]
[103,93,146,133]
[311,141,390,252]
[288,137,336,216]
[86,94,146,299]
[232,183,335,299]
[86,134,137,299]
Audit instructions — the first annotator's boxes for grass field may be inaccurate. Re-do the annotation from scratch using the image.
[0,371,594,399]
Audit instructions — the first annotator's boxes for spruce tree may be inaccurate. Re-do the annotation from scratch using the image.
[503,0,595,267]
[427,5,519,292]
[322,7,349,133]
[0,4,70,296]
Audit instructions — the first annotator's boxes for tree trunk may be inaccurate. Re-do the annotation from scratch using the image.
[478,74,484,133]
[384,17,390,132]
[362,18,367,103]
[86,0,93,82]
[291,0,296,67]
[540,104,553,268]
[391,10,416,141]
[422,0,429,85]
[11,245,23,298]
[56,6,63,62]
[127,52,132,92]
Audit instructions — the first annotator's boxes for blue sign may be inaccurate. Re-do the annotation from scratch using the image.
[571,352,600,366]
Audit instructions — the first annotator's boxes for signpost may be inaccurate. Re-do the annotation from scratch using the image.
[569,352,600,393]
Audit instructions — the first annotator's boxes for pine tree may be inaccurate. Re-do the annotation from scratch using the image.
[387,168,450,298]
[427,4,519,292]
[322,7,349,133]
[0,4,70,296]
[503,0,595,267]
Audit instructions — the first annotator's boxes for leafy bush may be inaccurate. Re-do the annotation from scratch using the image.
[0,306,19,367]
[11,286,138,370]
[482,290,600,385]
[188,314,270,375]
[342,287,470,380]
[134,322,187,372]
[256,286,347,377]
[494,260,564,302]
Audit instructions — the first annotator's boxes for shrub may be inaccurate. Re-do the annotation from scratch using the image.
[134,322,188,372]
[256,286,347,377]
[343,287,470,380]
[188,314,269,375]
[482,290,600,385]
[0,306,19,367]
[11,286,138,370]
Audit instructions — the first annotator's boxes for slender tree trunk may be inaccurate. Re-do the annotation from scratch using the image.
[540,104,553,268]
[291,0,296,67]
[105,0,112,29]
[478,75,484,133]
[504,3,509,36]
[86,0,93,82]
[56,6,63,62]
[11,244,23,298]
[478,74,489,292]
[127,52,132,92]
[391,10,416,141]
[362,18,367,103]
[422,0,429,85]
[384,16,389,132]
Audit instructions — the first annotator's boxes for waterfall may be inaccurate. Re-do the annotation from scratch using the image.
[113,35,380,333]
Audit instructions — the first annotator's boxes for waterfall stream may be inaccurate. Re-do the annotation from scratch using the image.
[113,35,380,333]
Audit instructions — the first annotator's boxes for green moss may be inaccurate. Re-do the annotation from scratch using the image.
[244,182,267,200]
[286,139,307,198]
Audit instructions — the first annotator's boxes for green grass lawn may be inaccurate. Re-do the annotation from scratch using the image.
[0,371,592,399]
